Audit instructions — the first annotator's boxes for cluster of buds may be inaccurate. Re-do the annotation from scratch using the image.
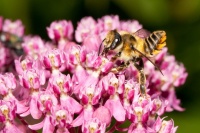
[0,15,187,133]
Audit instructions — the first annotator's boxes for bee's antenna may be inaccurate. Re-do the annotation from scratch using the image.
[133,47,163,75]
[98,39,105,56]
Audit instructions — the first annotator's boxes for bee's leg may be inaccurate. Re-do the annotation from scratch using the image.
[110,52,121,62]
[111,62,129,73]
[101,48,108,56]
[133,59,146,96]
[110,52,128,73]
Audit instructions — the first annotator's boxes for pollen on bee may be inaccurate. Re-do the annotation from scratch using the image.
[152,50,161,55]
[157,42,166,50]
[159,35,167,44]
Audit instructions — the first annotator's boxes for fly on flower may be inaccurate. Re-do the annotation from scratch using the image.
[98,29,167,96]
[0,31,23,55]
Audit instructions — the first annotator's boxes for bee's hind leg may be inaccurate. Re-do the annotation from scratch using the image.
[133,58,147,96]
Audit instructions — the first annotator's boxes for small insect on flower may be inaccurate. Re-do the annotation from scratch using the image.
[98,29,167,96]
[0,31,23,55]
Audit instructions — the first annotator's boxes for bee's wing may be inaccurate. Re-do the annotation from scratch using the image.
[133,29,151,38]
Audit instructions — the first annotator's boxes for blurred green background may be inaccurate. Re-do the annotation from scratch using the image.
[0,0,200,132]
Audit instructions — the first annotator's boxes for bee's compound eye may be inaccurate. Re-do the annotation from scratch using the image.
[115,36,122,45]
[110,30,122,50]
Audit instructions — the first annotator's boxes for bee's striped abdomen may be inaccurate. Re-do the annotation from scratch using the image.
[144,31,166,55]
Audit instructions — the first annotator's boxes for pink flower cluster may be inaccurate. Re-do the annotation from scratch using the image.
[0,15,187,133]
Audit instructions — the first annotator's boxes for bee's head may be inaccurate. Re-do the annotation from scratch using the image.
[98,30,122,56]
[105,30,122,50]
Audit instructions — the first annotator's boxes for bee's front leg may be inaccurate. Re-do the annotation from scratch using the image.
[133,58,146,96]
[110,52,121,62]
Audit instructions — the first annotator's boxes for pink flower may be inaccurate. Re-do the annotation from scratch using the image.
[41,49,65,74]
[155,48,187,88]
[2,19,24,37]
[145,48,187,112]
[85,51,113,74]
[120,20,143,33]
[97,15,120,32]
[48,73,73,95]
[164,89,184,112]
[151,117,178,133]
[67,45,86,69]
[0,73,28,114]
[0,100,16,122]
[82,34,101,53]
[0,100,23,133]
[15,57,35,74]
[19,69,45,90]
[79,86,102,106]
[28,91,58,131]
[0,73,17,100]
[0,75,11,96]
[22,36,45,58]
[72,78,101,127]
[38,91,58,113]
[2,73,17,91]
[131,96,150,124]
[82,118,106,133]
[101,73,126,122]
[97,15,121,40]
[92,106,111,126]
[61,41,77,53]
[51,106,73,131]
[122,79,139,105]
[48,73,82,114]
[47,20,74,42]
[75,17,98,42]
[150,98,167,116]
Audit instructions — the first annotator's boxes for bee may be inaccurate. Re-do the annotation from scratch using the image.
[98,29,166,96]
[0,31,23,56]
